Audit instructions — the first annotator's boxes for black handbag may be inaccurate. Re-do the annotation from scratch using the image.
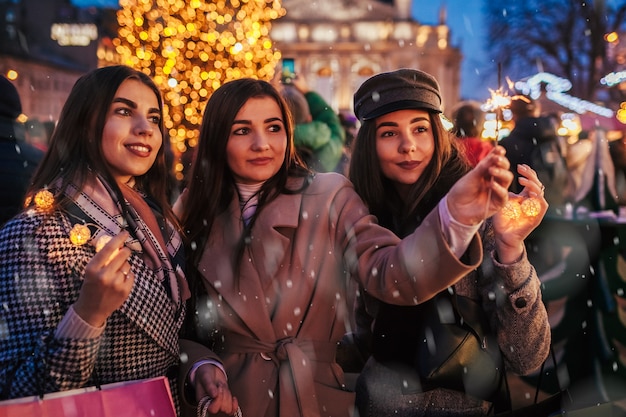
[495,347,573,417]
[412,289,506,403]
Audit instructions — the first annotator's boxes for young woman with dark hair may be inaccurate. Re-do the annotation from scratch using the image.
[349,68,551,416]
[0,65,189,412]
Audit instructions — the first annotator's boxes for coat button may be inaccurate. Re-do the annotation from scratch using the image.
[515,298,527,308]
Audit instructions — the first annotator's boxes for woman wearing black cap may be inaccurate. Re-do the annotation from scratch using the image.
[349,68,551,416]
[175,77,515,417]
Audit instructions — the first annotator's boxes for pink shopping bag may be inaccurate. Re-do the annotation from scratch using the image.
[0,376,176,417]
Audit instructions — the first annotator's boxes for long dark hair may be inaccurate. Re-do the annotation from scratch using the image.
[25,65,178,230]
[181,78,310,267]
[349,111,470,236]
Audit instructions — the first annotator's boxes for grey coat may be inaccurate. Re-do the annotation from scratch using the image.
[354,224,551,417]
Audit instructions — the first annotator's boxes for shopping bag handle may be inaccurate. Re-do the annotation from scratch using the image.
[197,395,242,417]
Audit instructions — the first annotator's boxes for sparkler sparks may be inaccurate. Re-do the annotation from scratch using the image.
[481,84,514,114]
[480,76,529,143]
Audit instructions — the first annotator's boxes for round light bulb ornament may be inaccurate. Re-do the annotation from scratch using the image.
[95,235,113,252]
[69,224,91,246]
[501,200,522,220]
[521,197,541,217]
[34,189,55,211]
[95,234,120,265]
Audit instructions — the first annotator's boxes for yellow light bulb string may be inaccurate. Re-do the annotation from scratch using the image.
[30,189,124,247]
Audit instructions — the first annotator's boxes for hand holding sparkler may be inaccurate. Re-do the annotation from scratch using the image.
[73,231,134,327]
[481,64,541,221]
[447,146,513,226]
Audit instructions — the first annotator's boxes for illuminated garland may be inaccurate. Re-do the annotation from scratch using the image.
[515,72,614,118]
[601,70,626,88]
[502,198,541,220]
[29,189,118,249]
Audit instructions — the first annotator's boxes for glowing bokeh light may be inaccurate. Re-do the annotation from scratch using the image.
[105,0,286,179]
[69,224,92,246]
[521,198,541,217]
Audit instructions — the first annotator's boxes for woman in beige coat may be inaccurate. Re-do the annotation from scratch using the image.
[176,78,513,417]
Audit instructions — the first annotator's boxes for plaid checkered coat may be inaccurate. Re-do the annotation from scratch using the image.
[0,208,185,405]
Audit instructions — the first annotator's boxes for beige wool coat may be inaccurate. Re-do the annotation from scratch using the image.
[181,172,484,417]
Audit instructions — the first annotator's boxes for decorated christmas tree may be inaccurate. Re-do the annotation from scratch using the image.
[104,0,285,180]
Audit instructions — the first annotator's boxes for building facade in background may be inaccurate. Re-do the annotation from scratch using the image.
[0,0,460,121]
[0,0,114,122]
[272,0,461,113]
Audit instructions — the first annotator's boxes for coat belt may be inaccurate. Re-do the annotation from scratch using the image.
[223,332,337,417]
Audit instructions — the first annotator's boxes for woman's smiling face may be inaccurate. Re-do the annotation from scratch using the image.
[375,108,435,193]
[101,78,162,186]
[226,96,287,185]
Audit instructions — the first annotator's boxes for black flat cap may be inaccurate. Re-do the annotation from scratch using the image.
[353,68,442,121]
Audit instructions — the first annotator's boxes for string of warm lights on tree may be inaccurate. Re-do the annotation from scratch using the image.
[104,0,285,180]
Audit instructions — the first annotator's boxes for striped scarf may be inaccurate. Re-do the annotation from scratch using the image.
[63,175,189,309]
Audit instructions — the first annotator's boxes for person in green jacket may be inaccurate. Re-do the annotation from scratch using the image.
[280,76,345,172]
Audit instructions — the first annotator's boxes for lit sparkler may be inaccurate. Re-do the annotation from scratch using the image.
[482,65,540,220]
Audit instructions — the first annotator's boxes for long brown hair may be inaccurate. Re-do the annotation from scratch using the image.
[25,65,178,230]
[349,112,470,235]
[181,78,310,267]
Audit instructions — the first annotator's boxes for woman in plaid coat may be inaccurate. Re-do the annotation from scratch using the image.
[0,66,189,411]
